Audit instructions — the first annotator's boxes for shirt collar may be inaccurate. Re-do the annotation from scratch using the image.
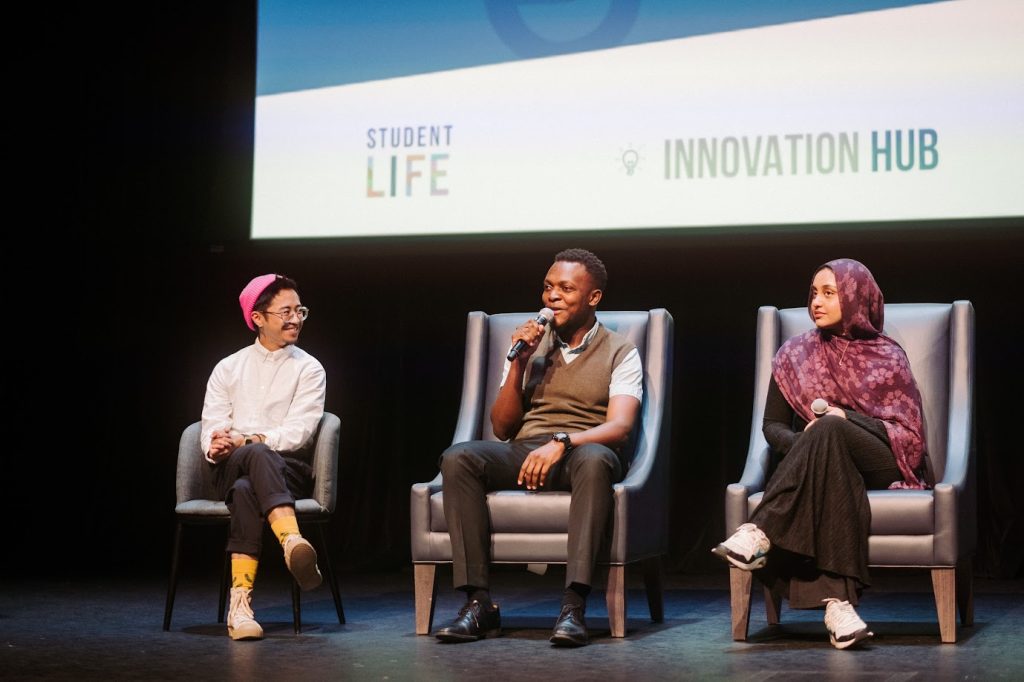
[553,319,601,355]
[252,338,293,362]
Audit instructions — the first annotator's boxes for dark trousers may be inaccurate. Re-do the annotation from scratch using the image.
[751,415,901,607]
[439,435,623,590]
[209,443,312,556]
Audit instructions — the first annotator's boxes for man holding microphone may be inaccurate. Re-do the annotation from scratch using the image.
[435,249,642,647]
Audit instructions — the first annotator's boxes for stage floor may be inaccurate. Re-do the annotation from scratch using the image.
[2,566,1021,680]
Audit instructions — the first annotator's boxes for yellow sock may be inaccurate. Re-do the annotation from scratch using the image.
[270,515,301,546]
[231,557,259,590]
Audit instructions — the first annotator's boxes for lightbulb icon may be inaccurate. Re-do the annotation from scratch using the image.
[622,148,639,175]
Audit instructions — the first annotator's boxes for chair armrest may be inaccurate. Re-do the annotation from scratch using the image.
[933,300,976,562]
[451,312,489,445]
[725,443,771,532]
[606,307,673,562]
[410,473,444,560]
[936,300,974,495]
[609,406,670,560]
[737,441,770,492]
[724,305,779,532]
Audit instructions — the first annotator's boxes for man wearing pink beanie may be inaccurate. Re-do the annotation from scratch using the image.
[200,273,327,640]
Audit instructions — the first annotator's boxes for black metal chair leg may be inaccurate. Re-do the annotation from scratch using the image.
[163,522,184,631]
[317,523,346,624]
[218,550,230,623]
[292,579,302,633]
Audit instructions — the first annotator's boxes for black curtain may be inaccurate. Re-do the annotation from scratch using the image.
[28,3,1021,582]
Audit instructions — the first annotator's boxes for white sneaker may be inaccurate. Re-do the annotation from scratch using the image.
[711,523,770,570]
[227,587,264,641]
[823,598,873,649]
[283,534,322,591]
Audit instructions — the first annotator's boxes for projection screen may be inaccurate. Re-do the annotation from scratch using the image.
[251,0,1024,239]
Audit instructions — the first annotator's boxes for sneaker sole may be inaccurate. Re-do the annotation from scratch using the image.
[830,628,873,650]
[287,542,323,591]
[228,626,264,641]
[435,628,501,643]
[711,544,767,571]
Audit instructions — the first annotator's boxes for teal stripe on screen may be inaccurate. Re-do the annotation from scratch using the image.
[257,0,944,95]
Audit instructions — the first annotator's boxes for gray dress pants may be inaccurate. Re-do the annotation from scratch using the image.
[439,434,623,590]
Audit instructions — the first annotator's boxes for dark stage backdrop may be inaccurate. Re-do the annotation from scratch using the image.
[37,4,1022,583]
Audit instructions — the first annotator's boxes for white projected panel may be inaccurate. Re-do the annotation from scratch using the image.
[251,0,1024,239]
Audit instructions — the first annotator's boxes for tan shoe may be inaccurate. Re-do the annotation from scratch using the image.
[227,587,264,641]
[283,534,322,591]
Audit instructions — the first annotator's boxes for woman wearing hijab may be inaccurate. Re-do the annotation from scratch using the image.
[713,258,929,650]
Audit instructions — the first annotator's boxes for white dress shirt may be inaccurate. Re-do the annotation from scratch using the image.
[201,339,326,463]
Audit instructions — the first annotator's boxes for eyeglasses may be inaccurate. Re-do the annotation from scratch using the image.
[260,306,309,322]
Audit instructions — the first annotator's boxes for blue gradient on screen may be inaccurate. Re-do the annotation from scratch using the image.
[257,0,943,95]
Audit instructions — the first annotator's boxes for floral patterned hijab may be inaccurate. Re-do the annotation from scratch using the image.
[771,258,928,489]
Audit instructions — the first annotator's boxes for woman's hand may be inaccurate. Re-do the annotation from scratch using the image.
[804,405,846,431]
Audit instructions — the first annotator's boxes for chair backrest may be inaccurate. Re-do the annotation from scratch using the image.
[175,412,341,513]
[450,310,670,471]
[749,302,974,483]
[175,422,218,506]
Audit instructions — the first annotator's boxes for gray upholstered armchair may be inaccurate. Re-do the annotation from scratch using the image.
[411,309,674,637]
[725,301,975,643]
[163,412,345,633]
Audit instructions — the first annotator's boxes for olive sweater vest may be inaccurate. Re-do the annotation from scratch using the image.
[516,323,636,440]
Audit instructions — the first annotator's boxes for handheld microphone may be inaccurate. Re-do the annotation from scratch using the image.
[811,398,829,418]
[506,308,554,361]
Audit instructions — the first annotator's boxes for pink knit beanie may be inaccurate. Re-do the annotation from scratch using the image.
[239,274,280,330]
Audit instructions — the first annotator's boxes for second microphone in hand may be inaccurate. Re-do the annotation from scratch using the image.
[507,308,554,361]
[811,398,829,418]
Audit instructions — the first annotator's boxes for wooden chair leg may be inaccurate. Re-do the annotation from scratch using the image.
[642,556,664,623]
[956,558,974,627]
[163,522,184,631]
[764,584,781,625]
[931,567,957,643]
[730,567,753,641]
[606,565,627,637]
[414,564,438,635]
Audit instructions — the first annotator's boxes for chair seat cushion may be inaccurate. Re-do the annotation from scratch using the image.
[430,491,571,533]
[176,498,326,517]
[175,500,229,516]
[747,489,934,535]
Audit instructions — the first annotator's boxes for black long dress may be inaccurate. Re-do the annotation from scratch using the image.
[749,377,902,608]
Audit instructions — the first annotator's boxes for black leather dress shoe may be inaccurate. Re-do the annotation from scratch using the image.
[550,604,589,647]
[435,600,501,643]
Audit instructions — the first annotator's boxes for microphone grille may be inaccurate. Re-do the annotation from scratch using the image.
[811,398,829,416]
[538,307,555,324]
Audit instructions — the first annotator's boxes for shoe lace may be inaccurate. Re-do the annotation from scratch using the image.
[230,589,255,622]
[559,604,584,618]
[728,524,766,556]
[825,600,864,632]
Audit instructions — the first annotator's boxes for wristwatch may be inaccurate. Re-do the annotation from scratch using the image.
[551,432,574,452]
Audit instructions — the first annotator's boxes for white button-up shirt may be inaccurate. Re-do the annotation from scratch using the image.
[200,339,326,462]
